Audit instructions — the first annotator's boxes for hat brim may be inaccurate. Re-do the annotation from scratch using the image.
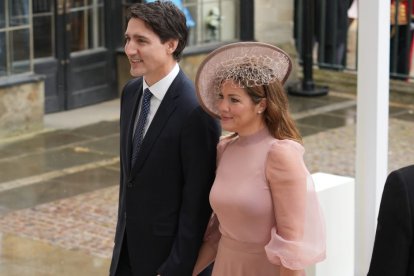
[195,42,292,119]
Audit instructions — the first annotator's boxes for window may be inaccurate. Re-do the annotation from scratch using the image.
[0,0,33,77]
[33,0,54,58]
[121,0,240,47]
[187,0,239,45]
[67,0,105,53]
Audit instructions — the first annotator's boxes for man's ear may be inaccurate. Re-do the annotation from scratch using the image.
[167,39,179,54]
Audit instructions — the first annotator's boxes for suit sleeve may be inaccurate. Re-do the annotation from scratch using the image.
[368,170,413,276]
[158,106,220,276]
[114,81,129,240]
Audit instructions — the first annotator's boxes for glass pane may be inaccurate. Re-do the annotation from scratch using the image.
[33,16,53,58]
[0,1,5,28]
[9,0,30,26]
[69,10,87,52]
[70,0,92,8]
[203,1,221,43]
[88,6,105,48]
[187,4,197,45]
[33,0,53,13]
[0,32,6,76]
[33,0,54,58]
[11,29,31,74]
[220,0,238,41]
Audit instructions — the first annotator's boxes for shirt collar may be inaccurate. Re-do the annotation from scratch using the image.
[143,63,180,101]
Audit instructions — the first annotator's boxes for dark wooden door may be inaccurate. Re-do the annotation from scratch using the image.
[33,0,117,113]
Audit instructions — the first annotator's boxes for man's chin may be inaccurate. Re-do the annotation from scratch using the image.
[130,69,144,77]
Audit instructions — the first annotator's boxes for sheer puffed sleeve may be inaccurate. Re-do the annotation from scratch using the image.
[264,140,326,270]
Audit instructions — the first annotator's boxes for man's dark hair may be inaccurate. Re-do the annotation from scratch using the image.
[127,1,188,61]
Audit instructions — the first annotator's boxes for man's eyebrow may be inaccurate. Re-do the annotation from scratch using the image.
[124,33,148,40]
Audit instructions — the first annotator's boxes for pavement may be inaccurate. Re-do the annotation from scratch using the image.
[0,90,414,275]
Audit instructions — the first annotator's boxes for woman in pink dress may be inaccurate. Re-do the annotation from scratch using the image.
[193,42,326,276]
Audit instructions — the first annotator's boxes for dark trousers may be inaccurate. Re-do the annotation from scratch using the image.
[115,234,133,276]
[115,234,213,276]
[390,24,414,80]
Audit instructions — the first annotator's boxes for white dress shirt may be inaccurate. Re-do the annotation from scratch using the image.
[133,63,180,137]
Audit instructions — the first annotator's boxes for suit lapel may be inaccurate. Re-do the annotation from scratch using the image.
[131,85,178,173]
[126,83,143,174]
[130,70,188,174]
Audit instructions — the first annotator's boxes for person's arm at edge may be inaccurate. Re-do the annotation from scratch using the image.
[367,169,412,276]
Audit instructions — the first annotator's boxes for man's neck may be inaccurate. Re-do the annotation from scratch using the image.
[144,61,178,87]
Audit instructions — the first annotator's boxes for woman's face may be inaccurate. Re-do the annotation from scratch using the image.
[216,80,266,136]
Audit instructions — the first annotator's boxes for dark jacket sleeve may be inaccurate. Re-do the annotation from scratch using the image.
[157,106,220,275]
[368,169,413,276]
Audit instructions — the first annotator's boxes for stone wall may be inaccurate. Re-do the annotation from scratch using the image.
[0,80,44,139]
[255,0,293,45]
[255,0,300,85]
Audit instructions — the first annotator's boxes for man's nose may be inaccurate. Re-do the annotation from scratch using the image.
[124,42,136,56]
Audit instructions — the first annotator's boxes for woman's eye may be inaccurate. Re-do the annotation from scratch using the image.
[230,98,239,103]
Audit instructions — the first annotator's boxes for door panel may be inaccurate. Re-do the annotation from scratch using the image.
[33,0,64,112]
[34,58,62,113]
[66,49,114,109]
[33,0,117,113]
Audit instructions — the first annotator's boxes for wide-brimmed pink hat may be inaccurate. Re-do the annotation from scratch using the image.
[195,41,292,118]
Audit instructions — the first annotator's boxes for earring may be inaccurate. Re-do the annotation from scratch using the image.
[257,110,262,114]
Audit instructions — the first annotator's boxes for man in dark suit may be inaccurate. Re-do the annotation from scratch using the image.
[109,2,220,275]
[314,0,351,70]
[368,165,414,275]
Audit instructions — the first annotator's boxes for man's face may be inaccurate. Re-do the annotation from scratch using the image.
[124,18,176,86]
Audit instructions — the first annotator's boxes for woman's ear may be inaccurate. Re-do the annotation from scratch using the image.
[259,98,267,111]
[257,98,267,114]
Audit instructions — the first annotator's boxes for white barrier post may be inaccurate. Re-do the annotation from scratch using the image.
[306,172,355,276]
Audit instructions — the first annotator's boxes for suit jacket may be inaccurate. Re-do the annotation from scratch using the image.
[368,165,414,276]
[110,70,220,276]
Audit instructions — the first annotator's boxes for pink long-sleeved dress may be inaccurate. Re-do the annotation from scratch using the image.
[207,128,326,275]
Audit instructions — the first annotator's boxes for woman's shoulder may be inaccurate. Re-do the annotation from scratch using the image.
[268,138,304,154]
[218,133,237,145]
[266,138,306,169]
[216,133,237,156]
[265,139,309,180]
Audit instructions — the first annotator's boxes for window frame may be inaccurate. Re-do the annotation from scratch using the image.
[120,0,243,49]
[0,0,34,78]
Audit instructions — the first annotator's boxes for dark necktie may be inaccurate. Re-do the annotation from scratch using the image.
[131,88,152,166]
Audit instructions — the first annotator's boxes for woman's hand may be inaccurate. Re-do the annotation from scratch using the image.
[280,266,305,276]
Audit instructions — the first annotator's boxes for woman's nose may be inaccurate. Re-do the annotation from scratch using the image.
[217,99,228,112]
